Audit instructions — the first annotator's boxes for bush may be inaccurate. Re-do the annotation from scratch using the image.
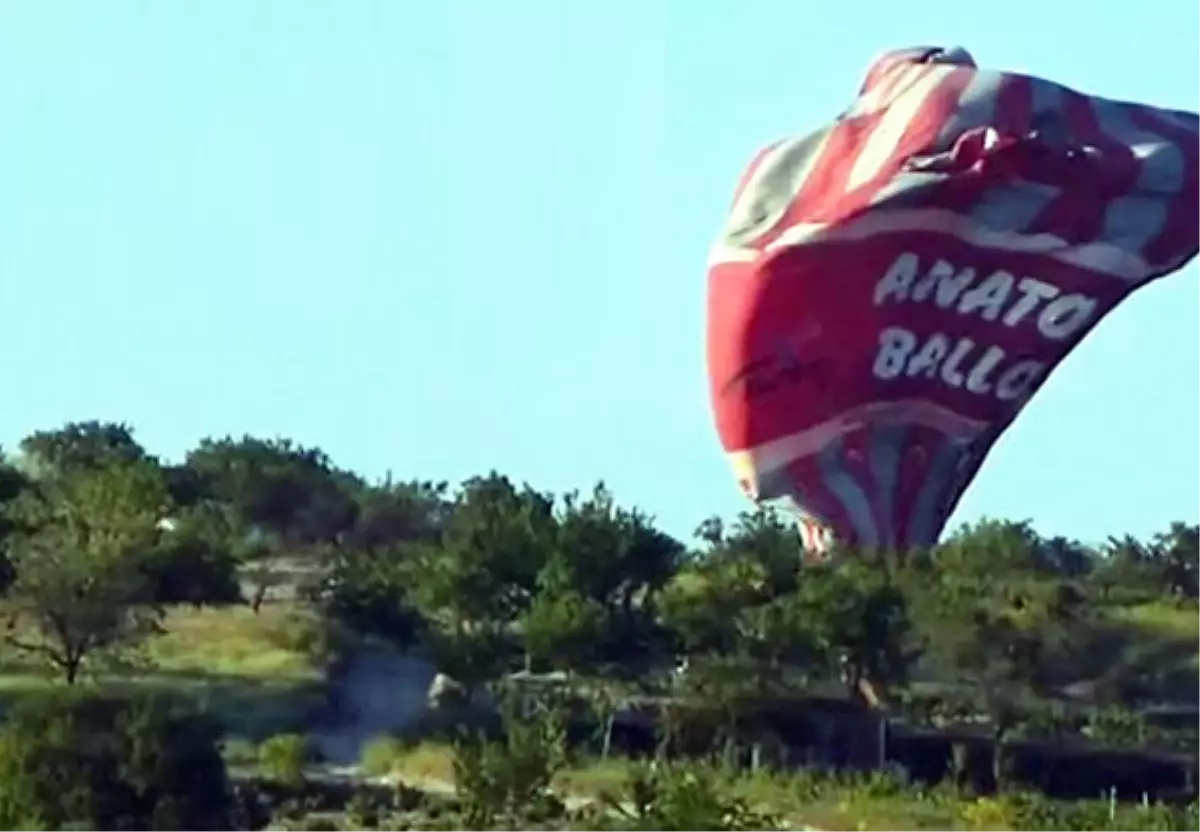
[145,502,245,606]
[450,690,571,827]
[296,816,340,830]
[221,737,261,767]
[344,790,382,829]
[590,762,780,831]
[360,735,410,777]
[317,546,428,649]
[260,610,335,662]
[1054,796,1199,832]
[259,733,316,786]
[0,690,234,830]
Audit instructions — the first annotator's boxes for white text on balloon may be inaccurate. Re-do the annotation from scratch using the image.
[872,252,1098,340]
[872,328,1045,401]
[867,251,1101,402]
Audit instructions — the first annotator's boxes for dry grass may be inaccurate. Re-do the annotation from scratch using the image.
[1106,600,1199,643]
[0,602,328,739]
[148,603,324,681]
[363,739,1199,830]
[362,739,973,829]
[376,739,459,782]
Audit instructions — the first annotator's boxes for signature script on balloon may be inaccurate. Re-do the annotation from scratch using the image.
[723,352,836,400]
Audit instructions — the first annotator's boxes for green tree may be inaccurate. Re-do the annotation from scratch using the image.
[17,420,151,478]
[923,571,1063,698]
[660,560,759,658]
[0,691,234,830]
[910,520,1094,696]
[906,560,989,681]
[595,762,780,831]
[343,477,450,549]
[2,461,169,684]
[1037,535,1096,578]
[1090,534,1163,603]
[521,556,611,672]
[451,688,570,828]
[0,449,29,593]
[936,518,1052,579]
[425,621,512,704]
[0,448,30,508]
[791,560,916,704]
[402,475,559,699]
[662,508,807,662]
[1154,522,1199,599]
[554,484,684,632]
[733,589,822,673]
[184,435,361,547]
[317,543,428,649]
[257,733,314,787]
[695,508,804,600]
[410,473,557,628]
[145,500,244,606]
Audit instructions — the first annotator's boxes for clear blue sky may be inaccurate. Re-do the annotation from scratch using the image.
[0,1,1196,545]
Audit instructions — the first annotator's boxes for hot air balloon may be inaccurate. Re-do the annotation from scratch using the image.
[706,46,1198,558]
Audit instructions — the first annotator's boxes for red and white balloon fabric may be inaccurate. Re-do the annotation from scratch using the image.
[706,46,1198,556]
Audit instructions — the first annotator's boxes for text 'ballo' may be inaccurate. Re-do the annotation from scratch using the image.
[868,251,1100,402]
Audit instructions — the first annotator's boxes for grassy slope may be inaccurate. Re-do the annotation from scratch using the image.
[0,598,1191,829]
[1110,601,1199,641]
[368,739,1194,831]
[365,738,958,829]
[0,604,327,740]
[1088,601,1199,704]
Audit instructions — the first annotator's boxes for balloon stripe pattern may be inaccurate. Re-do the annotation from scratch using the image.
[706,46,1199,556]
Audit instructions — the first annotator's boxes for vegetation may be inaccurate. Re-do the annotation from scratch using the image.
[0,420,1195,830]
[0,690,233,830]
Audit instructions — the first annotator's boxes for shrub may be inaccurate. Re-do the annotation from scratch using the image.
[957,791,1200,831]
[592,762,780,831]
[221,736,261,767]
[296,816,340,830]
[451,690,570,827]
[340,790,377,829]
[0,690,234,830]
[360,735,410,777]
[145,502,245,606]
[259,733,315,786]
[261,611,335,662]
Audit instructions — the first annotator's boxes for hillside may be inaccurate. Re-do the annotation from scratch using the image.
[0,422,1195,830]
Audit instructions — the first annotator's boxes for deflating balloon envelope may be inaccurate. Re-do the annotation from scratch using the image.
[705,45,1199,556]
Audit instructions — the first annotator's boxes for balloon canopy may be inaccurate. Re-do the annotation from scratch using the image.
[706,46,1198,556]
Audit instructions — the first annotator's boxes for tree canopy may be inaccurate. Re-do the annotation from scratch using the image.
[0,419,1194,830]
